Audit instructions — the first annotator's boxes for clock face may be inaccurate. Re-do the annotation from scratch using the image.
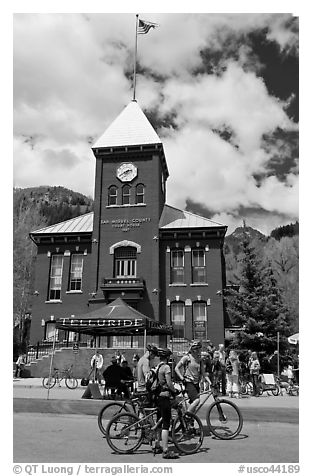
[116,163,137,182]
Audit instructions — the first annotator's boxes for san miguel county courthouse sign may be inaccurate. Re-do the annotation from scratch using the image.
[101,217,152,232]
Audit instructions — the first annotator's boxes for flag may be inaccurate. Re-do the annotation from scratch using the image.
[138,19,158,35]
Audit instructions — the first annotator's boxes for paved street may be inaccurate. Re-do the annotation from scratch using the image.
[14,412,299,464]
[13,378,300,464]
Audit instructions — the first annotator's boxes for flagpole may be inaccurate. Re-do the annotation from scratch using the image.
[133,14,139,101]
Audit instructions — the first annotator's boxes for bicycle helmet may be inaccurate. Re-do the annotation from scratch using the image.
[146,343,158,355]
[189,340,202,350]
[157,347,172,358]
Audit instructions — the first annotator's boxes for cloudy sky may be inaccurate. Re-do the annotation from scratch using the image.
[13,11,299,235]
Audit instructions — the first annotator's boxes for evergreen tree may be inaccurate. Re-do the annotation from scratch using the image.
[225,230,291,368]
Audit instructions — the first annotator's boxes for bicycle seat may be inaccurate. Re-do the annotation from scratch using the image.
[133,391,148,397]
[53,367,59,370]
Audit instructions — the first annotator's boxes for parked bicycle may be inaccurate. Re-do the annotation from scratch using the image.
[105,391,204,455]
[42,365,78,389]
[240,375,280,397]
[276,376,299,396]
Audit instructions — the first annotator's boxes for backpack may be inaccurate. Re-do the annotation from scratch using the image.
[225,359,233,374]
[145,362,165,395]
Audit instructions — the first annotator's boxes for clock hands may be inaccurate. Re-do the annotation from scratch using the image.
[120,169,132,178]
[117,163,137,181]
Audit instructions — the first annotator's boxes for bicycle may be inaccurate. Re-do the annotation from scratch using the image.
[184,385,243,440]
[42,365,78,389]
[105,394,204,455]
[98,391,150,436]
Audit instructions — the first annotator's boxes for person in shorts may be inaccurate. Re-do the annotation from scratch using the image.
[175,340,209,414]
[154,347,179,459]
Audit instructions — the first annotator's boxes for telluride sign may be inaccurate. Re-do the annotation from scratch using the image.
[59,318,144,328]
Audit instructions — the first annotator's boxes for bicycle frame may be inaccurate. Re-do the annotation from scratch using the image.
[177,387,218,415]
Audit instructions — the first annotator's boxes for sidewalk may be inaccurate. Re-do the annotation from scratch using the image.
[13,377,299,423]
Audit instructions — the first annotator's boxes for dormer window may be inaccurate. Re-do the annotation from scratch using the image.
[108,186,118,206]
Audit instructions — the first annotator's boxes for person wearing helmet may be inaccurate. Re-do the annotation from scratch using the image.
[154,347,179,459]
[175,340,209,414]
[136,344,158,392]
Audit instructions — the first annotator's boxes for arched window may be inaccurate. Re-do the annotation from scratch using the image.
[108,186,118,206]
[114,246,137,278]
[122,185,131,205]
[171,301,185,339]
[135,184,145,204]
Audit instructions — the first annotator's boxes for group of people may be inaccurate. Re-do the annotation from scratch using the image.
[90,340,295,458]
[90,349,136,399]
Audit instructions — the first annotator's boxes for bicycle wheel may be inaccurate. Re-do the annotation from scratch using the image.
[65,377,78,389]
[240,383,248,395]
[106,412,143,454]
[271,385,280,396]
[172,413,204,455]
[98,402,132,436]
[42,376,56,389]
[206,399,243,440]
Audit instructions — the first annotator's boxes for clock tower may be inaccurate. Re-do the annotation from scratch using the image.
[89,100,169,323]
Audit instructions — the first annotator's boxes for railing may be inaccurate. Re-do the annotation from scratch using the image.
[101,277,145,287]
[26,340,90,364]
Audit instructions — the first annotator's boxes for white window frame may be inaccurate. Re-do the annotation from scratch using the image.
[122,185,131,205]
[171,302,185,339]
[192,249,206,283]
[69,254,84,291]
[171,250,185,284]
[48,255,64,301]
[192,302,207,340]
[135,184,145,204]
[108,186,118,206]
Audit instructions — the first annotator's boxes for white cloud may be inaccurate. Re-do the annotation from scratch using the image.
[13,13,299,232]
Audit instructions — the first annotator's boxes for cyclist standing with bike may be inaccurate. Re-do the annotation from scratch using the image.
[175,341,209,414]
[154,347,179,459]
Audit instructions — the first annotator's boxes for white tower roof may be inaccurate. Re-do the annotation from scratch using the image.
[92,101,162,149]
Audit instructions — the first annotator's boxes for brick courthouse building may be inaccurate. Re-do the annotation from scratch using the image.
[29,100,228,352]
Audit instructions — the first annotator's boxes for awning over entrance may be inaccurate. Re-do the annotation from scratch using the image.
[55,298,172,336]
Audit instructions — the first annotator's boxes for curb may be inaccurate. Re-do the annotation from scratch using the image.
[13,397,299,424]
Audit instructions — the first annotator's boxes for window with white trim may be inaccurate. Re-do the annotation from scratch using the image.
[135,184,145,204]
[48,255,64,300]
[122,185,131,205]
[45,322,59,341]
[108,185,118,206]
[69,254,83,291]
[171,302,185,339]
[192,249,206,283]
[114,247,137,278]
[171,250,184,284]
[192,302,207,340]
